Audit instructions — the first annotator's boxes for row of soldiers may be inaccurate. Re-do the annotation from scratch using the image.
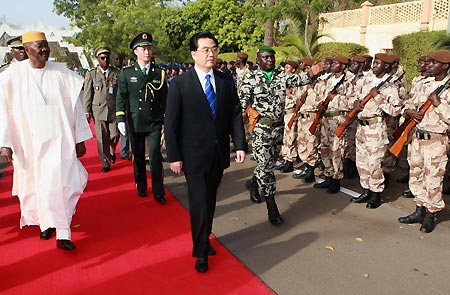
[239,46,450,233]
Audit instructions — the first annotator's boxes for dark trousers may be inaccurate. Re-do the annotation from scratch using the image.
[129,123,164,196]
[185,151,223,258]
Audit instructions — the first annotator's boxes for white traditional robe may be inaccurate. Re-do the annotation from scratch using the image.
[0,60,92,231]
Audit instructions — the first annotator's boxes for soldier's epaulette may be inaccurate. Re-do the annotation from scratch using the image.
[0,62,10,69]
[122,65,133,69]
[153,64,165,71]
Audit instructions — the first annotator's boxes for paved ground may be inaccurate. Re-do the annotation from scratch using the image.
[164,152,450,295]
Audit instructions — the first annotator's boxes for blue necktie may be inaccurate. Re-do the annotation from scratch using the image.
[205,74,216,116]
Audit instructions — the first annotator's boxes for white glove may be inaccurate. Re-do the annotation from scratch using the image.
[118,122,126,136]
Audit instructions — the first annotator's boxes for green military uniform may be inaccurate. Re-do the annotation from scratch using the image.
[116,32,167,199]
[83,64,120,169]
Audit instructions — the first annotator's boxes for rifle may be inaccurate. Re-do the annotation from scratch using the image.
[308,72,346,135]
[287,86,310,129]
[389,77,450,157]
[335,73,395,138]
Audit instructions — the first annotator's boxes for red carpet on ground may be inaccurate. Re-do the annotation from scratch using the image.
[0,125,274,295]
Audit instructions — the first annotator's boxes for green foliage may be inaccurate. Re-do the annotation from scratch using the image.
[316,42,368,59]
[392,30,446,83]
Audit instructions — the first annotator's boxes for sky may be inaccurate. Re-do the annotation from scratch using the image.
[3,0,71,29]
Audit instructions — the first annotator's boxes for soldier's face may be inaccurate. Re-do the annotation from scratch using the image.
[191,37,219,72]
[349,61,360,74]
[372,59,389,77]
[284,64,296,73]
[97,53,110,70]
[257,52,275,72]
[11,46,28,61]
[426,59,449,77]
[113,54,123,68]
[323,60,331,72]
[134,45,153,64]
[363,59,372,71]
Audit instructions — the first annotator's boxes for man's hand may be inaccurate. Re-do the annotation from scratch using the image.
[0,147,13,165]
[310,61,324,77]
[405,109,424,122]
[118,122,127,136]
[369,87,380,98]
[429,92,441,107]
[353,100,363,111]
[235,150,245,163]
[170,161,183,175]
[76,142,87,158]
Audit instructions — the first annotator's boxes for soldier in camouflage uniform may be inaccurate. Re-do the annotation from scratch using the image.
[279,60,300,173]
[239,45,321,225]
[313,55,354,194]
[291,57,319,183]
[349,53,402,209]
[235,52,252,152]
[398,50,450,233]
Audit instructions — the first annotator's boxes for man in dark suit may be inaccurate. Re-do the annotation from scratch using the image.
[164,31,246,273]
[116,32,167,204]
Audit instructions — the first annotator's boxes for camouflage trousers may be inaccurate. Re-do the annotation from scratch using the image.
[296,113,319,166]
[319,116,346,179]
[408,134,448,212]
[382,115,399,175]
[356,122,388,192]
[251,123,283,197]
[344,119,357,161]
[281,112,298,161]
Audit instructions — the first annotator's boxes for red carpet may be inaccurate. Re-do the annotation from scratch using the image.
[0,125,274,295]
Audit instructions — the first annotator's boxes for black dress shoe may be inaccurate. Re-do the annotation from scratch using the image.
[101,166,110,173]
[40,228,56,240]
[351,189,371,203]
[111,154,116,164]
[154,194,166,204]
[208,246,216,256]
[195,257,208,273]
[56,239,76,251]
[402,189,414,198]
[138,191,148,197]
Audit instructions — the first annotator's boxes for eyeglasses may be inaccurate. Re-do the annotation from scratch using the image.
[196,47,220,55]
[99,56,110,60]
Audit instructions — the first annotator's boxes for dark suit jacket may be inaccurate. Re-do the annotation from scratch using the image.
[164,69,245,174]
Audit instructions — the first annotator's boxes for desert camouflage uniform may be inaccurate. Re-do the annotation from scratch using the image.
[281,86,305,162]
[345,72,365,162]
[316,73,354,179]
[403,77,450,212]
[349,74,402,193]
[383,68,408,176]
[239,70,310,196]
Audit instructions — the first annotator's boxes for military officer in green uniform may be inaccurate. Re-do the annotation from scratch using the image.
[116,32,167,204]
[0,36,28,73]
[83,46,120,172]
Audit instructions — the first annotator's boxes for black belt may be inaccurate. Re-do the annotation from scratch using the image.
[358,117,383,126]
[324,111,348,117]
[415,128,445,140]
[300,112,315,119]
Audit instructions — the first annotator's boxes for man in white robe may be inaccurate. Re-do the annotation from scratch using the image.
[0,31,92,250]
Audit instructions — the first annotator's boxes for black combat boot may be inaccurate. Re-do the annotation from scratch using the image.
[420,209,437,233]
[401,189,414,198]
[245,176,262,204]
[281,161,294,173]
[351,188,371,203]
[265,194,284,225]
[398,206,426,224]
[327,178,340,194]
[366,191,381,209]
[345,159,358,179]
[275,160,287,171]
[313,176,332,189]
[303,164,316,183]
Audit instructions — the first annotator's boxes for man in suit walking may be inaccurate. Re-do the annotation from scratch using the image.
[116,32,167,203]
[164,31,246,273]
[83,46,120,172]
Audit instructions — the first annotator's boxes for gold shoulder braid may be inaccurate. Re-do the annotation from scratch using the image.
[145,70,166,101]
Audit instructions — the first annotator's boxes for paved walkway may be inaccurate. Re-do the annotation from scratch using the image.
[164,154,450,295]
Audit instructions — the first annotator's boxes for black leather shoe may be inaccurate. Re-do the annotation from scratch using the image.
[111,154,116,164]
[366,192,381,209]
[351,189,371,203]
[195,257,208,273]
[154,194,166,204]
[138,191,148,197]
[245,177,262,204]
[280,161,294,173]
[326,178,340,194]
[40,228,56,240]
[208,246,216,256]
[137,183,147,197]
[56,239,76,251]
[313,177,332,189]
[101,166,110,173]
[420,209,437,233]
[398,206,426,224]
[402,189,414,198]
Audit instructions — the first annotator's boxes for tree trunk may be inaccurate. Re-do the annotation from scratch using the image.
[263,0,275,46]
[304,12,312,57]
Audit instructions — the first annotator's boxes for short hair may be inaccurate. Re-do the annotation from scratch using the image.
[189,31,219,52]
